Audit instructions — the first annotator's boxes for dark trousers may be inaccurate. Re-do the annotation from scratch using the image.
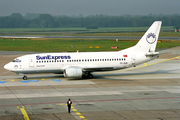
[68,105,71,113]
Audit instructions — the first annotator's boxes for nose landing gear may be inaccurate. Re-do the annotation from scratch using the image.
[18,73,28,80]
[23,75,27,80]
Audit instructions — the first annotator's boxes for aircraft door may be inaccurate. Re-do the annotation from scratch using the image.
[131,54,136,67]
[29,56,34,67]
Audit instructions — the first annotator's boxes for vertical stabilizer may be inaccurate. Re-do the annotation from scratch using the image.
[135,21,162,53]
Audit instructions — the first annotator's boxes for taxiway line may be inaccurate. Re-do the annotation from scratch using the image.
[17,106,30,120]
[72,105,87,120]
[59,104,87,120]
[1,96,180,108]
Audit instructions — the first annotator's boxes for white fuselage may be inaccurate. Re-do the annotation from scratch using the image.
[4,47,157,75]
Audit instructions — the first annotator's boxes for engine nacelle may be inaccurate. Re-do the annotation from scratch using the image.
[64,68,83,78]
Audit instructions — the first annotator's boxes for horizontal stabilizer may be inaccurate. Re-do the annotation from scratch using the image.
[145,52,159,56]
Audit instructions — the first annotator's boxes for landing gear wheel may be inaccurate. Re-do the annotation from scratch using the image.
[89,74,93,79]
[23,76,27,80]
[86,73,93,79]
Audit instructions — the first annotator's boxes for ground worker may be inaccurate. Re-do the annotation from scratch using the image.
[67,99,72,113]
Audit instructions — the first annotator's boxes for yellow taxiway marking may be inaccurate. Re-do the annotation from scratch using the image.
[72,108,77,111]
[18,106,30,120]
[60,103,66,105]
[79,115,85,119]
[76,112,81,115]
[60,104,87,120]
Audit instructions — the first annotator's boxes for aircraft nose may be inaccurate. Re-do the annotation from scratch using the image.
[4,63,11,71]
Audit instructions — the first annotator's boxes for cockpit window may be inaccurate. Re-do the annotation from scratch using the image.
[12,59,21,62]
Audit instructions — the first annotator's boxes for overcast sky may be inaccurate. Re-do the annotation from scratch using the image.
[0,0,179,16]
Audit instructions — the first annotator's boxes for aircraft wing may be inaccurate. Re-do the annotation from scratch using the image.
[82,67,118,72]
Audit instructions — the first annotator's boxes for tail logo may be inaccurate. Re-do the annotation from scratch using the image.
[146,33,156,44]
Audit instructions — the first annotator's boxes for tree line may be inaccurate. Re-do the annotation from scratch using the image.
[0,13,180,28]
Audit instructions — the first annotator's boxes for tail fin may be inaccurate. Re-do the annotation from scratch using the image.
[135,21,162,53]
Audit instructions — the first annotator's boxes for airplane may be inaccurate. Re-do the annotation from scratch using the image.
[4,21,162,80]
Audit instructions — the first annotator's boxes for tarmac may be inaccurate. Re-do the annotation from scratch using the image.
[0,46,180,120]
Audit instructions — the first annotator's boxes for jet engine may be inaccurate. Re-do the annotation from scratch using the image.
[64,68,83,78]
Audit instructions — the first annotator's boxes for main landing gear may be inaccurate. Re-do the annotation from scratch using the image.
[85,72,93,79]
